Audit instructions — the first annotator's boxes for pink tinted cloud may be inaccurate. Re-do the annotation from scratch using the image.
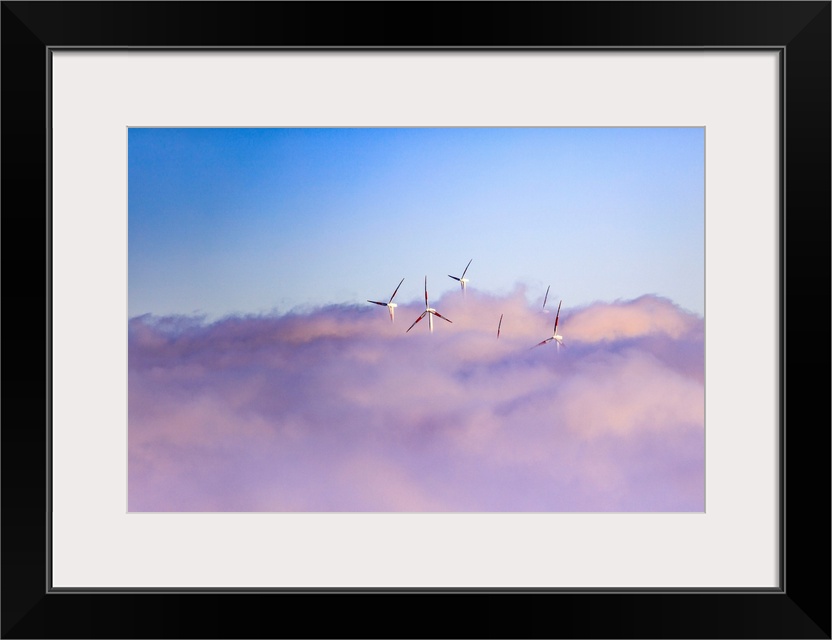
[129,293,704,512]
[567,295,702,342]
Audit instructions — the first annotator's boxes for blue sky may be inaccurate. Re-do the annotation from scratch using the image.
[128,127,704,319]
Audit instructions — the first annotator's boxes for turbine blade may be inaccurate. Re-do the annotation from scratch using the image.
[461,258,472,279]
[368,300,387,306]
[532,337,554,349]
[432,311,452,323]
[389,278,405,303]
[543,285,550,309]
[554,300,562,331]
[448,275,461,282]
[406,311,427,333]
[424,276,429,308]
[497,313,503,338]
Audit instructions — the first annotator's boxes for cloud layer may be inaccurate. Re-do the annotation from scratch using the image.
[128,291,704,512]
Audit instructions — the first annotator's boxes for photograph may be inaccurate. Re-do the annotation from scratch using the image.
[3,0,829,636]
[128,126,705,513]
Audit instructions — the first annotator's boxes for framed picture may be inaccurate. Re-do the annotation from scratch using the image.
[125,124,708,517]
[3,2,829,638]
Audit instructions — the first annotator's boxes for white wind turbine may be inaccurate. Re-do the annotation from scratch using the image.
[406,276,453,334]
[532,300,565,350]
[448,259,472,294]
[367,278,404,322]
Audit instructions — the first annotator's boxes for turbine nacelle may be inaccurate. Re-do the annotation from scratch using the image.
[532,300,566,350]
[406,277,453,334]
[448,259,472,293]
[368,278,404,322]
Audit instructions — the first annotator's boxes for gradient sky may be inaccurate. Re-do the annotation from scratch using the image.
[128,127,705,513]
[128,127,704,319]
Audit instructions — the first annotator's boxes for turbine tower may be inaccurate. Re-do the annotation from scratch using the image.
[406,276,453,334]
[367,278,404,322]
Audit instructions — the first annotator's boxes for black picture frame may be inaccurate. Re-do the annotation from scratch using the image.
[2,2,829,638]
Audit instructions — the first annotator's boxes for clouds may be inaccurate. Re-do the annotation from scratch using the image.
[128,292,704,512]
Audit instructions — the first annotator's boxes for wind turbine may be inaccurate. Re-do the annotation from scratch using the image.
[406,276,453,333]
[532,300,565,350]
[542,285,551,313]
[448,259,472,294]
[367,277,404,322]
